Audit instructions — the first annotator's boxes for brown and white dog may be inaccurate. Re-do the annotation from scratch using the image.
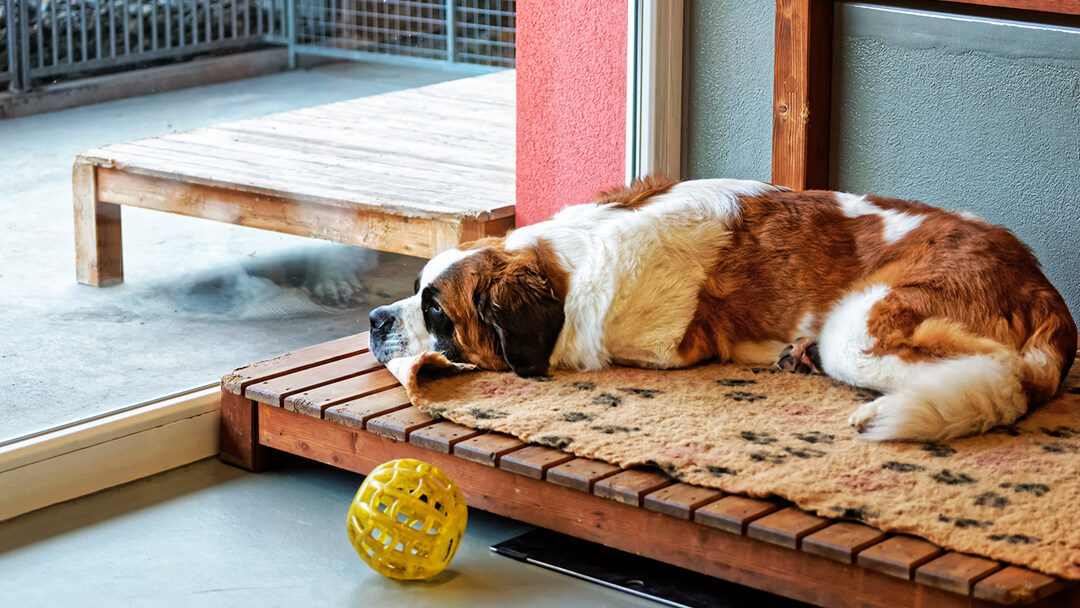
[369,176,1076,441]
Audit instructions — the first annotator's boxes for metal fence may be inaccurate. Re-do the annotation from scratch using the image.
[293,0,514,68]
[2,0,512,93]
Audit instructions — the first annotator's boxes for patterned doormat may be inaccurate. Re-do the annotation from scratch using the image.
[386,354,1080,579]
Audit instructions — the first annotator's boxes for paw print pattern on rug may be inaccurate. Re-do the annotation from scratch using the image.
[590,424,641,434]
[783,446,826,459]
[939,514,993,529]
[922,443,958,458]
[592,393,622,407]
[749,450,787,464]
[717,378,756,387]
[618,387,663,398]
[561,412,595,423]
[467,407,508,420]
[989,533,1041,545]
[793,431,834,444]
[570,381,596,391]
[882,461,925,473]
[1040,426,1079,438]
[725,391,766,402]
[932,470,976,485]
[974,492,1010,509]
[740,431,777,445]
[1000,482,1050,497]
[1038,441,1079,454]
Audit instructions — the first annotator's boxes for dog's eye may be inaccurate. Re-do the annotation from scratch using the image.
[427,303,442,316]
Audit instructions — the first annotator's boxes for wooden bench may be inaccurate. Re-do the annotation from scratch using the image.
[73,71,515,286]
[220,332,1078,608]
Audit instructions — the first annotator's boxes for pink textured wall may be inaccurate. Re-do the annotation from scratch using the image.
[515,0,627,226]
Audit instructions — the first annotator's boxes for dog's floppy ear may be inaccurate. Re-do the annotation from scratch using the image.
[476,252,565,377]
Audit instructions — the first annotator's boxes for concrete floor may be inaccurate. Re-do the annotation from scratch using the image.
[0,61,467,440]
[0,455,664,607]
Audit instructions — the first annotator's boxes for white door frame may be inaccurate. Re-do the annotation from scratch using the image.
[625,0,685,182]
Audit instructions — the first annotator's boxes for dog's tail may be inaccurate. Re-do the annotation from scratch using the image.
[858,298,1075,442]
[1017,296,1076,406]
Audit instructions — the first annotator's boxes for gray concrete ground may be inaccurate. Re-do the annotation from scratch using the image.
[0,61,465,440]
[0,455,659,607]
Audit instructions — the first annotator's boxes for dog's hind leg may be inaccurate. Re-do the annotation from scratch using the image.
[817,284,1028,441]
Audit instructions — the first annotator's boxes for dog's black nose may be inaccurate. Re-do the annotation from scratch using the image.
[369,306,394,332]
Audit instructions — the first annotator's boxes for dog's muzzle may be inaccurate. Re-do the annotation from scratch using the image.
[368,296,433,363]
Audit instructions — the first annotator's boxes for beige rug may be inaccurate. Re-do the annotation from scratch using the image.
[386,354,1080,579]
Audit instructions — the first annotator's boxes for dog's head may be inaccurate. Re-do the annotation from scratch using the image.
[369,240,567,377]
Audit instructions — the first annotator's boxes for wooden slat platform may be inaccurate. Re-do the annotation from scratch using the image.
[74,71,516,286]
[220,332,1077,608]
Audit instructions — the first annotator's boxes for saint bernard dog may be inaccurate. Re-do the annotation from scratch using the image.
[369,176,1076,442]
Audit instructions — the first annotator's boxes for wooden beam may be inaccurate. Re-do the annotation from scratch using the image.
[936,0,1080,16]
[94,168,512,259]
[771,0,833,190]
[257,405,1035,608]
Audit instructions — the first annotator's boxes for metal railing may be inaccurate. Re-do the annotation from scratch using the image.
[2,0,288,91]
[1,0,512,93]
[292,0,513,69]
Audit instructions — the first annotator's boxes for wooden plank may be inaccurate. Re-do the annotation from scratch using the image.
[937,0,1080,16]
[365,407,437,442]
[802,521,888,564]
[694,495,782,535]
[209,120,515,178]
[771,0,833,190]
[498,445,575,479]
[244,351,381,406]
[973,566,1066,605]
[642,483,723,520]
[593,469,675,507]
[408,422,483,454]
[452,433,527,466]
[546,458,621,492]
[258,406,1029,608]
[110,135,513,212]
[95,169,500,258]
[747,507,830,550]
[222,333,367,394]
[283,368,399,417]
[857,535,945,580]
[218,388,264,471]
[916,552,1003,596]
[73,161,123,286]
[322,386,412,429]
[158,128,514,201]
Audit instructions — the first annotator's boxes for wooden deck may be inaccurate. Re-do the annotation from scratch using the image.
[220,332,1077,608]
[73,71,516,286]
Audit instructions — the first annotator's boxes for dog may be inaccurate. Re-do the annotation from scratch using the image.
[369,176,1076,441]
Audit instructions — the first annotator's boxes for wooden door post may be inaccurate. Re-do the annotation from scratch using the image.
[771,0,833,190]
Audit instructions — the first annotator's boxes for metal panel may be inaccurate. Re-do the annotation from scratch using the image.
[2,0,514,97]
[4,0,288,89]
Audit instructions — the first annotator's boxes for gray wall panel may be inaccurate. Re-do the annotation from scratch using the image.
[831,3,1080,322]
[684,0,775,181]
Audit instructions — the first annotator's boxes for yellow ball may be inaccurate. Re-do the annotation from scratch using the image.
[346,458,468,580]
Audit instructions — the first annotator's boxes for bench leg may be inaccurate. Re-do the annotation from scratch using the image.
[220,389,267,472]
[73,161,124,286]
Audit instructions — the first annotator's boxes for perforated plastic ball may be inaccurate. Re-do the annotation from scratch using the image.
[346,458,468,580]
